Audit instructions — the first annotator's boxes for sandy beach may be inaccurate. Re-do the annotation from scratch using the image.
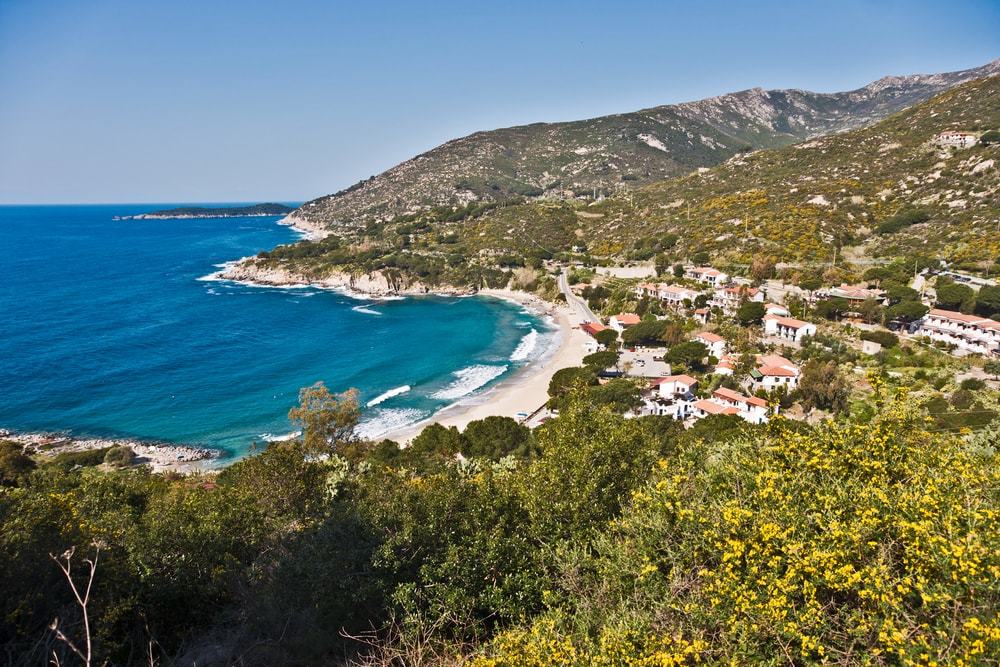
[385,288,591,442]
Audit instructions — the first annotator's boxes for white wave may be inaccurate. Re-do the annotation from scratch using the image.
[366,385,411,407]
[352,304,382,315]
[510,329,538,361]
[355,408,425,440]
[431,364,508,400]
[259,430,301,442]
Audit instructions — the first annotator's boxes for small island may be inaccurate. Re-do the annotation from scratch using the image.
[114,203,294,220]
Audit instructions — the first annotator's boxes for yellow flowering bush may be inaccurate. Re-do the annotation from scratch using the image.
[475,394,999,664]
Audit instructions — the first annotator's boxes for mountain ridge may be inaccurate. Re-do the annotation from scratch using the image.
[293,58,1000,230]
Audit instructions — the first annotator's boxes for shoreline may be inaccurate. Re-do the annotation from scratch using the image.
[382,289,590,443]
[1,429,218,474]
[278,213,332,241]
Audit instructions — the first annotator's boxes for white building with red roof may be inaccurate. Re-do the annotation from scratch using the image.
[654,374,699,400]
[658,284,700,309]
[709,285,763,313]
[933,131,978,149]
[692,331,727,359]
[710,387,771,424]
[915,309,1000,356]
[763,314,817,343]
[749,354,801,391]
[609,313,642,332]
[686,266,730,286]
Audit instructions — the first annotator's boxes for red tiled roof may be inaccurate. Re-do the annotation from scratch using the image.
[695,332,725,343]
[654,374,698,387]
[614,313,642,325]
[581,322,609,336]
[694,399,739,415]
[713,387,767,408]
[928,309,990,325]
[764,314,812,329]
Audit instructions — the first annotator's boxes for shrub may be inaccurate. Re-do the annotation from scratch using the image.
[860,330,899,348]
[875,208,931,235]
[960,378,986,391]
[104,445,136,467]
[49,447,111,469]
[0,441,35,485]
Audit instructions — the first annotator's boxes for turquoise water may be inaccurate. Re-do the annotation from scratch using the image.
[0,205,552,459]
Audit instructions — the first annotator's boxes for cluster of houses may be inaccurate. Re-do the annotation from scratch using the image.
[913,308,1000,356]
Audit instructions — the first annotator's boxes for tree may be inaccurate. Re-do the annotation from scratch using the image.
[857,298,884,324]
[886,300,929,322]
[979,129,1000,145]
[935,283,975,312]
[409,423,463,460]
[974,285,1000,317]
[672,264,685,278]
[737,301,766,325]
[548,366,598,399]
[583,350,619,370]
[814,297,850,320]
[984,359,1000,379]
[622,321,668,347]
[796,360,850,414]
[885,284,919,303]
[461,416,533,460]
[587,379,642,412]
[666,341,708,369]
[595,328,619,348]
[0,440,35,486]
[288,382,360,456]
[750,255,776,282]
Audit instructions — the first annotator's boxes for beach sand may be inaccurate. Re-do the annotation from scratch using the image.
[385,288,591,442]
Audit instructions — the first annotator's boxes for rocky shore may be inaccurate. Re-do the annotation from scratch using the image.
[277,213,333,240]
[1,429,218,474]
[214,256,474,297]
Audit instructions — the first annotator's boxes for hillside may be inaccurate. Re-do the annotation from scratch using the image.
[292,59,999,230]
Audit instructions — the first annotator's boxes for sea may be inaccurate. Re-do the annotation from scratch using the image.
[0,204,554,460]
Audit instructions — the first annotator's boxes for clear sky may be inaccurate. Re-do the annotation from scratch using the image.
[1,0,997,204]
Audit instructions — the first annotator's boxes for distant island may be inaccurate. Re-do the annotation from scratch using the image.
[114,203,294,220]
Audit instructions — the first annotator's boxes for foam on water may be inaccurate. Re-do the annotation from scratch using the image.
[352,304,382,315]
[355,408,426,440]
[431,365,508,400]
[509,329,538,361]
[366,385,411,407]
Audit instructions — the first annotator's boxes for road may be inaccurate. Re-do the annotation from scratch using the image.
[559,269,599,323]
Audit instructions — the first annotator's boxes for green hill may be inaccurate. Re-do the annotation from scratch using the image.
[292,60,999,231]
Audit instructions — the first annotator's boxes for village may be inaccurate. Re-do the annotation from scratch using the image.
[564,260,1000,428]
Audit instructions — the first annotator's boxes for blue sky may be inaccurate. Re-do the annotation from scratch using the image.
[1,0,997,204]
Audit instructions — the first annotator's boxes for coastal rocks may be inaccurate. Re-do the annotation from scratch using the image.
[277,213,332,240]
[217,257,475,297]
[0,429,217,473]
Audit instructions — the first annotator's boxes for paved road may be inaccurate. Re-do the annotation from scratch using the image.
[559,269,599,322]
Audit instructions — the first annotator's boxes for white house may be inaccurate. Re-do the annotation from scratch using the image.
[748,354,801,392]
[914,309,1000,356]
[658,284,700,309]
[933,131,978,149]
[763,314,817,343]
[693,332,727,360]
[654,374,699,400]
[686,266,730,286]
[694,307,710,324]
[764,303,791,317]
[713,353,739,375]
[710,387,771,424]
[609,313,642,332]
[710,285,763,313]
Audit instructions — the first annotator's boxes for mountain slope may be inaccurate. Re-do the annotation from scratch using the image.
[293,59,1000,230]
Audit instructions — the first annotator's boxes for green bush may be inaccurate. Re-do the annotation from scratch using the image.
[49,447,111,469]
[960,378,986,391]
[104,445,136,467]
[860,329,899,348]
[875,208,931,235]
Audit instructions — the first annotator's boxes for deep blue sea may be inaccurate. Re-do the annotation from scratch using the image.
[0,204,551,460]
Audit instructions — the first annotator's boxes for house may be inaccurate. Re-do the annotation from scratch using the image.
[609,313,642,332]
[713,353,739,375]
[710,388,771,424]
[820,284,886,305]
[709,285,763,313]
[694,307,710,324]
[748,354,800,391]
[635,283,658,299]
[764,303,791,317]
[654,374,699,400]
[692,332,727,359]
[763,314,817,343]
[933,131,978,149]
[580,322,610,338]
[692,398,740,418]
[686,266,730,286]
[658,284,701,309]
[914,309,1000,356]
